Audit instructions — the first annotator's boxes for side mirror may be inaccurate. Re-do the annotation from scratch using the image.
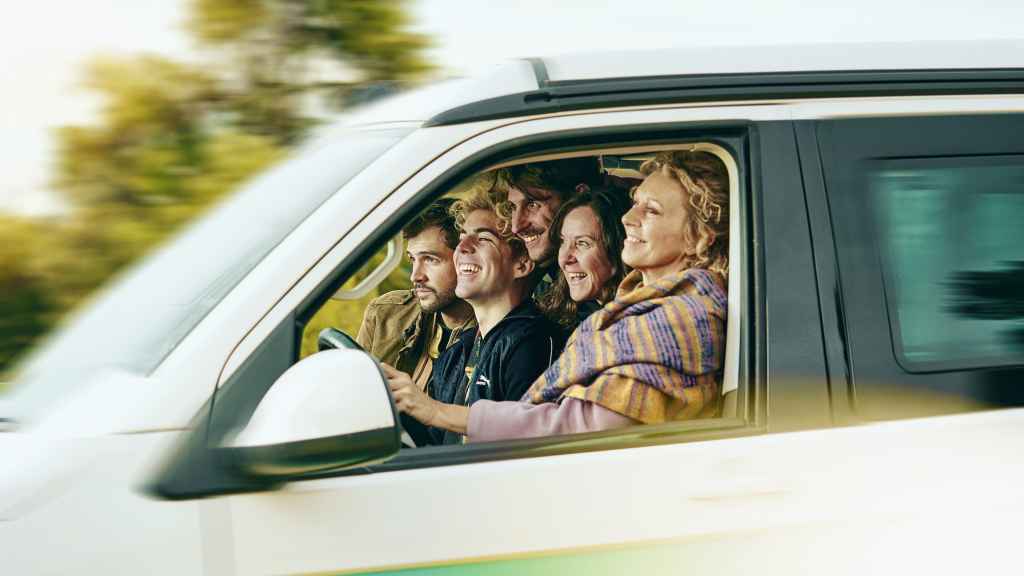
[226,349,400,478]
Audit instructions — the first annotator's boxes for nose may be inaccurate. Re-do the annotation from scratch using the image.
[622,204,640,228]
[456,235,475,254]
[410,259,427,283]
[558,242,576,268]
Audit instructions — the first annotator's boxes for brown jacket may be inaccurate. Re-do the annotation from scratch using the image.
[355,289,474,390]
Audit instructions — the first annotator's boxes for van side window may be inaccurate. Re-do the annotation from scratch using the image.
[821,116,1024,419]
[872,157,1024,372]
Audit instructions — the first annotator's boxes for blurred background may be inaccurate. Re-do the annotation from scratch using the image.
[3,0,1023,383]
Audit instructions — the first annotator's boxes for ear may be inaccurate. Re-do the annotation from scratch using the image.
[512,253,535,280]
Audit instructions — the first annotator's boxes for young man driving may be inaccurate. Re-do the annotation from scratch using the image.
[382,186,565,445]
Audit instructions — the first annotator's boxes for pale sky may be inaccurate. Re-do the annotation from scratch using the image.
[3,0,1023,216]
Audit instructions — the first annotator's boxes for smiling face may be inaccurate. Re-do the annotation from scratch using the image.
[557,206,615,303]
[406,226,458,313]
[454,209,527,304]
[507,185,562,265]
[621,170,693,284]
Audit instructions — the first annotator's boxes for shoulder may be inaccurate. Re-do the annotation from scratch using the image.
[366,289,417,308]
[680,269,727,311]
[681,269,726,298]
[498,301,563,341]
[488,305,564,362]
[655,269,727,322]
[361,289,422,339]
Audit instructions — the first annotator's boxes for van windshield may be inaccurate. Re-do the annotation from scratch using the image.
[3,124,411,426]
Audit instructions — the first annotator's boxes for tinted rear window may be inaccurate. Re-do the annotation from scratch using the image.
[873,156,1024,371]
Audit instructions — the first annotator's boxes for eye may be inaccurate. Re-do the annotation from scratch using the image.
[527,200,542,211]
[577,239,591,249]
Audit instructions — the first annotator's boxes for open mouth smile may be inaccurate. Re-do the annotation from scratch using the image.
[518,230,544,245]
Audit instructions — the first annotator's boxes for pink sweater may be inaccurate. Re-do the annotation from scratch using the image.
[467,397,637,443]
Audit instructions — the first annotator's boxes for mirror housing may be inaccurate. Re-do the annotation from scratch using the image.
[226,349,400,478]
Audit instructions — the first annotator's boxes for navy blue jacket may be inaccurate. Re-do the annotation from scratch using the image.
[403,299,565,446]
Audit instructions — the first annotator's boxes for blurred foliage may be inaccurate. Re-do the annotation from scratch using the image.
[0,0,431,378]
[0,218,58,378]
[189,0,433,143]
[190,0,433,82]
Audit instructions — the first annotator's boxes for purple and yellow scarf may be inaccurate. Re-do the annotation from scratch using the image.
[527,268,727,423]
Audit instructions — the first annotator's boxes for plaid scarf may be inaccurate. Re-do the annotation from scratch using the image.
[527,268,726,423]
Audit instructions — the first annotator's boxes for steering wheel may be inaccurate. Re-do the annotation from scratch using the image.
[317,327,365,352]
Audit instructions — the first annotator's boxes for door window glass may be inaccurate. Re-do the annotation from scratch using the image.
[873,157,1024,371]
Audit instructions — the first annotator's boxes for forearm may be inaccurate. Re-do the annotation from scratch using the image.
[467,397,637,443]
[427,400,470,435]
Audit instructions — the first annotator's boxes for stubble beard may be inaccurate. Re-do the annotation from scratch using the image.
[419,286,458,314]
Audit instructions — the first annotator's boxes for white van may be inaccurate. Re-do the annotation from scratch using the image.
[3,41,1024,575]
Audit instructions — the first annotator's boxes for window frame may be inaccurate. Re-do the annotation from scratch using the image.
[289,123,759,476]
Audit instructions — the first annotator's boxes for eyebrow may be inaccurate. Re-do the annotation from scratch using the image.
[632,190,662,208]
[515,186,553,203]
[407,249,445,258]
[562,232,597,241]
[470,226,500,237]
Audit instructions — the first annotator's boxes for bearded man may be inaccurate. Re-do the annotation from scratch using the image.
[356,198,475,391]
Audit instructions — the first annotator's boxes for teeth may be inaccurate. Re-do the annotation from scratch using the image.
[567,273,587,282]
[625,236,644,244]
[459,264,481,274]
[521,234,539,243]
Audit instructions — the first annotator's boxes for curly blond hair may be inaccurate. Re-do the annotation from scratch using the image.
[449,176,527,259]
[639,150,729,277]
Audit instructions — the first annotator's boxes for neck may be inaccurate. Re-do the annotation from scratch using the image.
[468,290,525,337]
[640,258,689,287]
[536,258,555,275]
[438,300,474,330]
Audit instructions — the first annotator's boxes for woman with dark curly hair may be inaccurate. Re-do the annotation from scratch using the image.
[388,150,729,441]
[540,184,632,328]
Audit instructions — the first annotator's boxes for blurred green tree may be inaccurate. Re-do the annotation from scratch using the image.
[0,0,432,376]
[48,55,286,311]
[0,218,58,379]
[188,0,433,143]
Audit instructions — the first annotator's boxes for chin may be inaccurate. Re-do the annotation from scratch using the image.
[621,254,641,269]
[530,246,553,264]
